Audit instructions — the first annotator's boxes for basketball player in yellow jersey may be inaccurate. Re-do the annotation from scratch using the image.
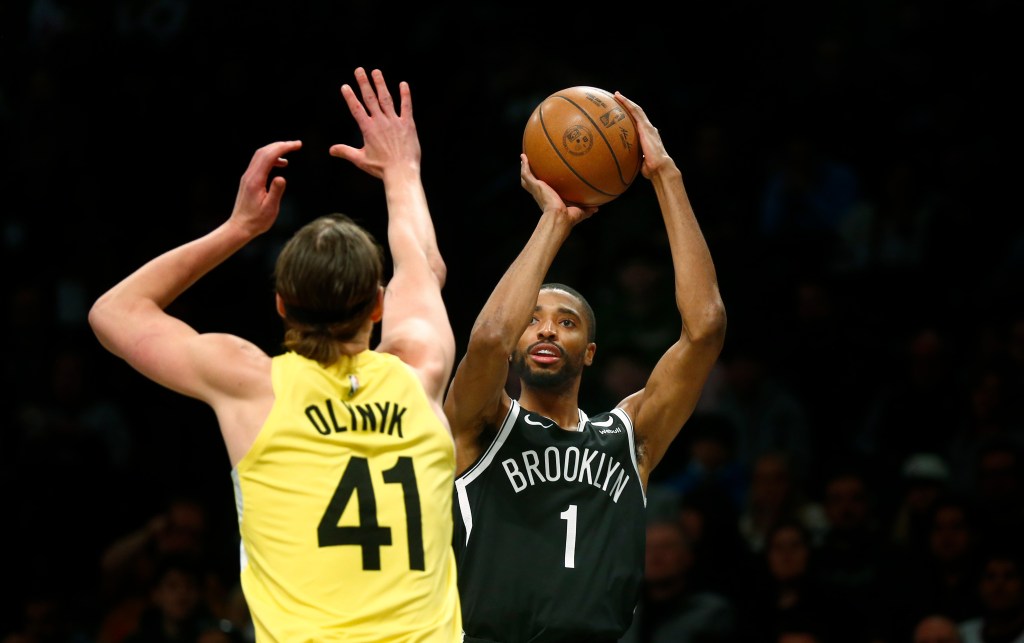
[89,68,461,642]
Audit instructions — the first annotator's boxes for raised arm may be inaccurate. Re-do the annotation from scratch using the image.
[88,140,299,464]
[329,68,454,408]
[443,156,595,473]
[613,93,728,484]
[88,141,301,404]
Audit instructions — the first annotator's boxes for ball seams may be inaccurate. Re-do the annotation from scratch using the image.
[522,85,641,206]
[550,91,633,187]
[538,107,618,201]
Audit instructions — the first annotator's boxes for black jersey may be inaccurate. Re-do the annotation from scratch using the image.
[454,399,647,643]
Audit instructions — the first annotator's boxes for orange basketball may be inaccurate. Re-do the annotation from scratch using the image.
[522,86,642,207]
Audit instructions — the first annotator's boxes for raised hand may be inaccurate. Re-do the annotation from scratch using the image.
[519,153,598,224]
[330,67,419,179]
[229,140,302,236]
[615,92,670,179]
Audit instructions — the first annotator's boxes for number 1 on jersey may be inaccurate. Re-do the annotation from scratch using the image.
[560,504,578,568]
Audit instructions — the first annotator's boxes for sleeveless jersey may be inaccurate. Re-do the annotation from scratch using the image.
[453,399,647,643]
[233,351,462,642]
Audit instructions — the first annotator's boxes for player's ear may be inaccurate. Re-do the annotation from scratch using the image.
[370,286,384,322]
[275,293,286,319]
[584,342,596,367]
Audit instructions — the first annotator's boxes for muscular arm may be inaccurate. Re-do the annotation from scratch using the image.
[88,141,300,462]
[444,156,595,474]
[614,94,728,485]
[330,68,454,410]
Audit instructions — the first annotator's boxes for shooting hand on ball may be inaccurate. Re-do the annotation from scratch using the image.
[520,153,598,224]
[615,92,673,180]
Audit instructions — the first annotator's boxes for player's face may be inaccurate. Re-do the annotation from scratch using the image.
[511,289,594,390]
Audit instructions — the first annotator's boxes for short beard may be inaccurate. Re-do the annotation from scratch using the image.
[511,349,584,392]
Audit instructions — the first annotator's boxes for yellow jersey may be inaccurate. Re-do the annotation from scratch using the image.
[232,350,462,642]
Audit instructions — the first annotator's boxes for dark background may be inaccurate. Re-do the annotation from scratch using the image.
[1,0,1019,637]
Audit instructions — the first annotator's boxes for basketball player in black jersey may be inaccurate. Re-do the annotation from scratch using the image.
[444,91,727,643]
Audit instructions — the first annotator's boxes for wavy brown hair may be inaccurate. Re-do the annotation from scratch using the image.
[274,214,384,364]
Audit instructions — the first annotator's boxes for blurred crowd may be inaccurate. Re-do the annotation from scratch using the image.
[1,0,1020,641]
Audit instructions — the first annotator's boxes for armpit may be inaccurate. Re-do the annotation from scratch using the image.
[634,432,650,468]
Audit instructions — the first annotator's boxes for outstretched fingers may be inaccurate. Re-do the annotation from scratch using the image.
[369,68,397,116]
[338,68,400,133]
[356,67,382,115]
[398,80,412,119]
[340,71,369,125]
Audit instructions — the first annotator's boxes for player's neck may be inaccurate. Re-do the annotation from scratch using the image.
[518,388,580,430]
[335,321,375,356]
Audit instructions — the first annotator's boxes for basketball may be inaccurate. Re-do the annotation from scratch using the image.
[522,86,642,207]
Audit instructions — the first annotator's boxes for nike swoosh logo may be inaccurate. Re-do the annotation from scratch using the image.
[591,417,614,427]
[524,415,554,429]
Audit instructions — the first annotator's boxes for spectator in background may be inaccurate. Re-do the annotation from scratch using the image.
[590,345,655,419]
[680,122,761,275]
[700,333,812,481]
[658,412,748,513]
[100,496,209,583]
[890,452,953,552]
[677,483,753,601]
[834,155,939,278]
[737,519,835,643]
[619,518,738,643]
[96,495,212,643]
[217,584,254,643]
[15,342,133,471]
[958,544,1024,643]
[1007,313,1024,427]
[765,272,875,483]
[856,325,963,489]
[970,436,1024,542]
[591,251,680,364]
[913,614,963,643]
[121,554,222,643]
[0,585,93,643]
[963,361,1019,440]
[812,464,898,643]
[776,628,823,643]
[945,361,1024,498]
[886,494,984,640]
[737,450,827,555]
[8,340,134,596]
[758,130,863,279]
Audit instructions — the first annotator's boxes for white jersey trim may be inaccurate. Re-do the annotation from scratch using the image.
[230,468,249,570]
[455,401,520,545]
[609,407,646,507]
